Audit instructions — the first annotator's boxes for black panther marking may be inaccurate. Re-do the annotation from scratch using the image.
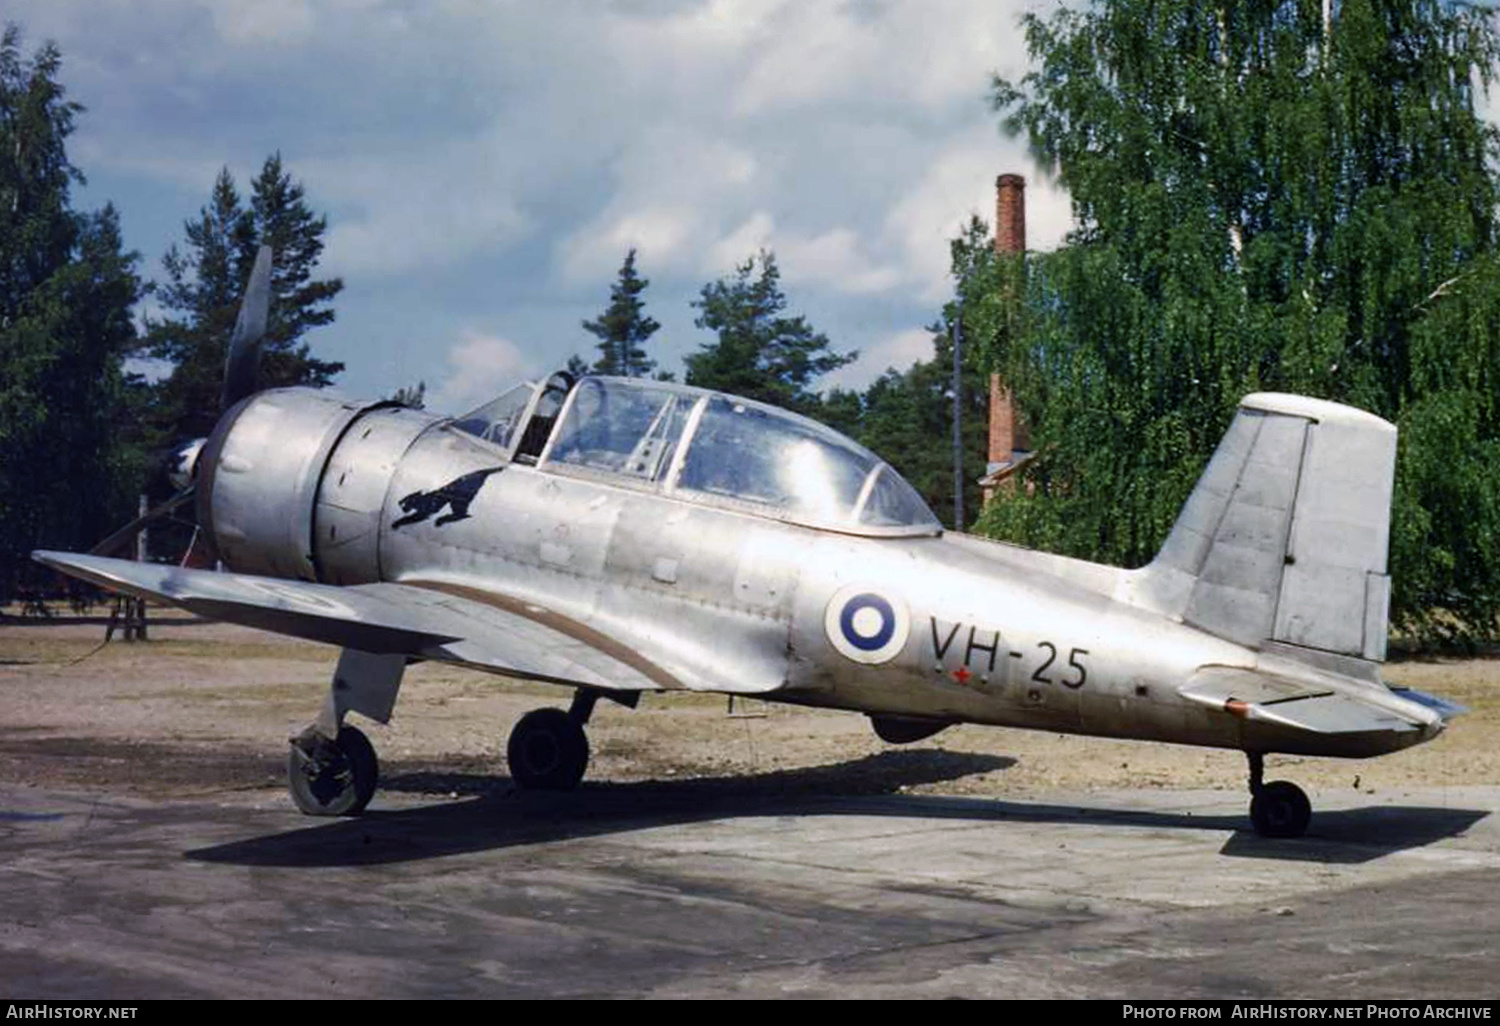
[391,467,503,529]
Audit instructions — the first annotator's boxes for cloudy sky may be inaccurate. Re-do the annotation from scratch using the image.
[10,0,1073,414]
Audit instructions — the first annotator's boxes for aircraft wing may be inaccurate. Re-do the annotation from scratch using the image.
[1179,666,1424,735]
[32,551,676,693]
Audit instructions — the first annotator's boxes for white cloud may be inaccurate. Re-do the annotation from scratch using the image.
[16,0,1071,400]
[308,129,536,278]
[1024,174,1075,251]
[207,0,316,45]
[884,127,1013,301]
[780,226,902,295]
[881,1,1028,109]
[824,327,937,390]
[705,211,777,273]
[702,213,903,296]
[882,127,1073,303]
[429,332,537,415]
[692,1,1029,117]
[556,132,762,283]
[732,5,880,115]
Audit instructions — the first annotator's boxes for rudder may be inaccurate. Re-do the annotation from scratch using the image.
[1130,394,1396,665]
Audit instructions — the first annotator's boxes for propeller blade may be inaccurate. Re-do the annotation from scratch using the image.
[221,244,274,410]
[89,487,196,559]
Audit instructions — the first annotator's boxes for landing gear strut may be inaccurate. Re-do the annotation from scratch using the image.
[285,648,405,817]
[1246,751,1311,838]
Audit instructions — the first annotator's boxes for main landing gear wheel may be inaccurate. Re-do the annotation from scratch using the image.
[507,707,589,791]
[287,725,378,816]
[1245,752,1311,838]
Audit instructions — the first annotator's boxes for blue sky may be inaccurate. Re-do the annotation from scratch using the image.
[10,0,1073,414]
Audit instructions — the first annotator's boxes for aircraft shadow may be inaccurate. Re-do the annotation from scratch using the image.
[378,747,1014,800]
[1217,805,1490,863]
[185,749,1488,869]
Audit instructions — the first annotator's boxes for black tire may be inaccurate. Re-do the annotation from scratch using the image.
[287,725,378,816]
[507,708,588,791]
[1250,780,1311,838]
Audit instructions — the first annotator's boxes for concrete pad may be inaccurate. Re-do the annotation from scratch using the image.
[0,781,1496,998]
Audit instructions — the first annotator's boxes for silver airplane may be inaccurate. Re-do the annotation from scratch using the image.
[35,248,1463,838]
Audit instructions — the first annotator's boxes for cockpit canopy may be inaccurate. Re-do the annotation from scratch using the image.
[452,375,941,536]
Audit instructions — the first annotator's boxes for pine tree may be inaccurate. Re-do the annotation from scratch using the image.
[388,381,426,409]
[0,25,140,600]
[982,0,1500,644]
[582,248,659,377]
[145,155,343,443]
[250,153,343,388]
[685,250,854,413]
[145,169,257,441]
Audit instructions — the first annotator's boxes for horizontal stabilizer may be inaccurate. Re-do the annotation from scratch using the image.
[1388,686,1468,722]
[32,551,675,692]
[1180,666,1423,735]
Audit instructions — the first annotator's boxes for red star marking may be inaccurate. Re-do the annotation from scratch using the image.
[951,665,972,685]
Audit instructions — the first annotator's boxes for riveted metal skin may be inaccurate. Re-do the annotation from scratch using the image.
[380,426,803,696]
[370,421,1437,758]
[780,528,1236,744]
[123,378,1447,765]
[197,390,434,581]
[313,403,441,585]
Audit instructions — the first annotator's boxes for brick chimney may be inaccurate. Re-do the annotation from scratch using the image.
[995,173,1026,255]
[988,174,1028,481]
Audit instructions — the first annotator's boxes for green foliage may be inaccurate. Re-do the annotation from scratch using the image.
[980,0,1500,645]
[686,250,855,414]
[144,154,344,443]
[0,25,141,600]
[583,248,659,377]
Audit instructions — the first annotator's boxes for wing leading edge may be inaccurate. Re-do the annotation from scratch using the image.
[32,551,678,693]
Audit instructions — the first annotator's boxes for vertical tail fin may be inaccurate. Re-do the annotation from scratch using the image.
[1130,394,1396,665]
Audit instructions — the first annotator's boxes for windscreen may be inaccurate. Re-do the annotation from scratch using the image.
[451,384,533,451]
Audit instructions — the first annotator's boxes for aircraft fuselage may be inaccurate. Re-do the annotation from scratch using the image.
[213,397,1437,762]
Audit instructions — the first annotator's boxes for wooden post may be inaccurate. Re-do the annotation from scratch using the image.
[105,496,151,642]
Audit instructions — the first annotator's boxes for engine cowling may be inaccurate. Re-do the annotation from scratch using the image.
[196,389,439,582]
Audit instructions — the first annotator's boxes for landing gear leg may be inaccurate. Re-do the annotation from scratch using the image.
[1246,751,1312,839]
[286,649,406,816]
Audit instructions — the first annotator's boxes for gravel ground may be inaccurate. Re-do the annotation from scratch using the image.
[1,605,1495,804]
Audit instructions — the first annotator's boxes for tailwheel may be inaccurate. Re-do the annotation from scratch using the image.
[287,724,378,816]
[1250,781,1311,838]
[507,707,589,791]
[1246,752,1312,838]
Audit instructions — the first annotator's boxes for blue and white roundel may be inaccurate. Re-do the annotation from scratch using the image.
[824,585,910,665]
